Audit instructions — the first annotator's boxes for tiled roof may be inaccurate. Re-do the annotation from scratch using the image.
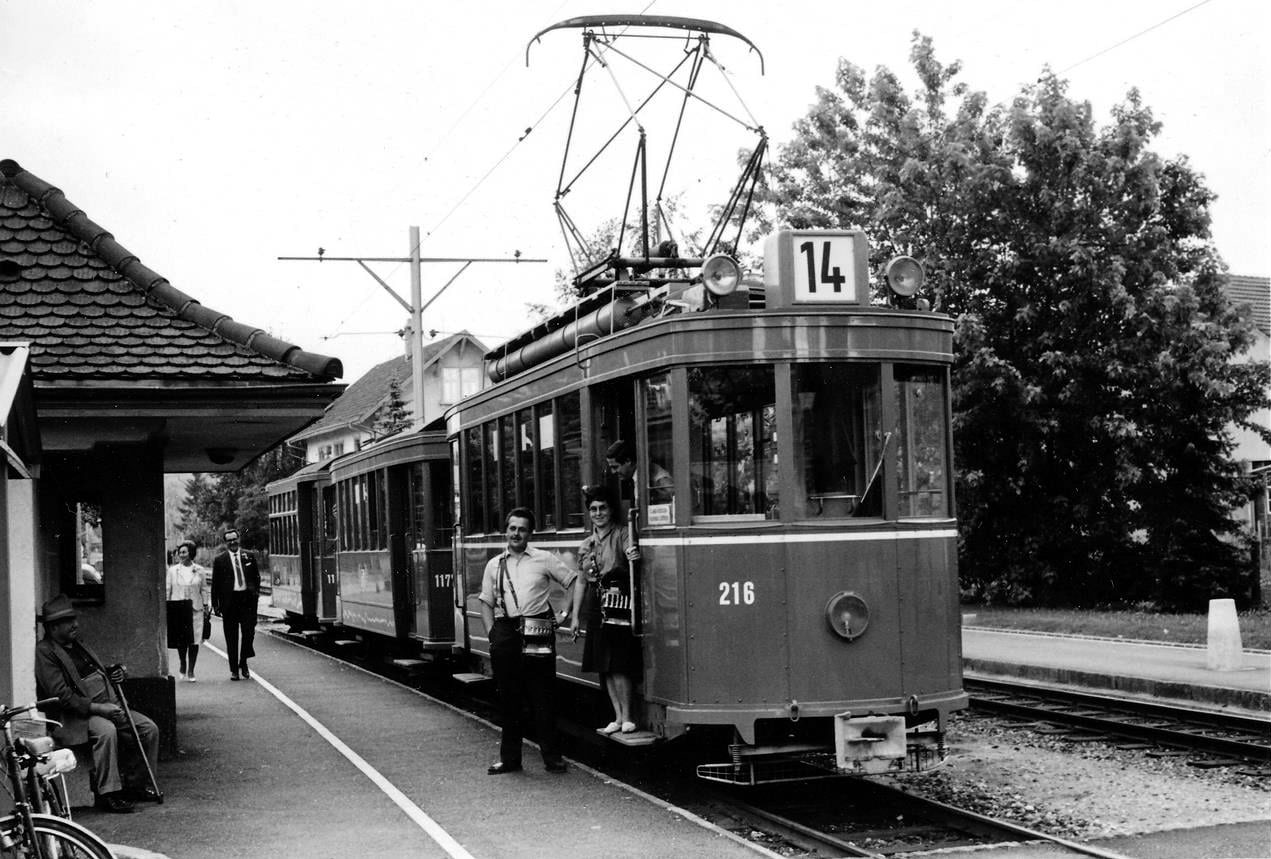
[295,333,468,438]
[1224,274,1270,334]
[0,159,342,382]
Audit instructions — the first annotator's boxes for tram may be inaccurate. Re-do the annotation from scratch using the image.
[266,14,966,783]
[266,459,337,623]
[267,431,456,650]
[448,227,966,782]
[326,431,455,647]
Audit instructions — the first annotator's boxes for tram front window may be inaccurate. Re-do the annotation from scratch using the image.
[688,366,778,519]
[792,363,883,519]
[895,366,949,518]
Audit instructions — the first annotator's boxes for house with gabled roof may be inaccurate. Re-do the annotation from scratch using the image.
[1222,274,1271,587]
[290,332,486,461]
[0,158,345,736]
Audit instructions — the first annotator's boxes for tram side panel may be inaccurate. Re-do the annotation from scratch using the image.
[895,532,962,694]
[642,541,685,723]
[271,553,303,616]
[675,540,791,742]
[784,535,903,710]
[412,545,456,648]
[338,550,396,637]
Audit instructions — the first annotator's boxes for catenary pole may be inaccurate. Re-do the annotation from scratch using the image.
[280,232,545,430]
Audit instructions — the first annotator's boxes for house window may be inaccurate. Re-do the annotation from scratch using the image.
[443,367,483,404]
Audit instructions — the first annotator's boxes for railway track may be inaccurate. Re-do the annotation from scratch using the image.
[695,778,1132,858]
[965,675,1271,770]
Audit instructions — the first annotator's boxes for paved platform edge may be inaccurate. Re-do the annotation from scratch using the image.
[964,657,1271,715]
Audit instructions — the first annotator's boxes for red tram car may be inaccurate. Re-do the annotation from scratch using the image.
[447,228,966,783]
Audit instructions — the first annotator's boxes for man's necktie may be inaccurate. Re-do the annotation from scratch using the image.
[233,552,244,589]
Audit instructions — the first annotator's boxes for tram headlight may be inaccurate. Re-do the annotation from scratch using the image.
[700,254,741,296]
[884,256,924,298]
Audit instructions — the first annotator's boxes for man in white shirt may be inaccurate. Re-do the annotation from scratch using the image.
[479,507,582,775]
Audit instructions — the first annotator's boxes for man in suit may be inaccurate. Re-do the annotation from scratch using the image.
[35,594,160,813]
[211,527,260,680]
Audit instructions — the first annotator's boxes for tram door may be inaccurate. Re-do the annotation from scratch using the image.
[315,485,338,621]
[591,379,636,502]
[412,459,455,645]
[387,464,415,638]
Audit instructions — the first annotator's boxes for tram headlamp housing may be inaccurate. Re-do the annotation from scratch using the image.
[884,256,924,298]
[699,254,741,296]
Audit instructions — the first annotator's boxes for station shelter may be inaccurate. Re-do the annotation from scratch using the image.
[0,158,345,751]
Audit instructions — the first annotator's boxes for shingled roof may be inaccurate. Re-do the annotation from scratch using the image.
[1224,274,1270,335]
[0,158,342,382]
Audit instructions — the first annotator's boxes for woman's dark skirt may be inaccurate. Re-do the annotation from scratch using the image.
[581,607,642,675]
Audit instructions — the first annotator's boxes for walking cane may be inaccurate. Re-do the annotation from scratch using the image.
[106,667,163,804]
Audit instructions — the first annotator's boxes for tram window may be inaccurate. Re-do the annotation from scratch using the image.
[688,366,777,519]
[517,408,536,520]
[792,363,882,519]
[895,366,949,518]
[536,403,557,530]
[336,482,348,551]
[464,426,485,534]
[410,462,426,550]
[484,423,499,533]
[430,460,454,547]
[500,416,517,518]
[641,373,676,524]
[450,438,462,537]
[558,393,584,530]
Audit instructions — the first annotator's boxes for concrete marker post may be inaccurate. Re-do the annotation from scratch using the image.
[1205,597,1243,671]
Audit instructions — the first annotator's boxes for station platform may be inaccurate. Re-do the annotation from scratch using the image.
[74,612,771,859]
[962,624,1271,715]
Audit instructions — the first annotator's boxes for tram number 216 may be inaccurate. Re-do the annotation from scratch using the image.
[719,581,755,606]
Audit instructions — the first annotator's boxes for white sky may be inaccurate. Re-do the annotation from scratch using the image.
[3,0,1267,384]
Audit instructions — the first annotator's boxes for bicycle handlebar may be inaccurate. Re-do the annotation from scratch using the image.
[0,698,59,725]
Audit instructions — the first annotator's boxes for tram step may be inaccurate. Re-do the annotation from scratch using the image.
[333,639,360,648]
[297,630,325,639]
[391,658,427,671]
[452,672,491,685]
[599,728,658,747]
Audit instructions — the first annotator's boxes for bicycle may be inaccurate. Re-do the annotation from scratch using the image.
[0,699,114,858]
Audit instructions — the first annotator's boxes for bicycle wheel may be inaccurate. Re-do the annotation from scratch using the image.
[0,813,115,859]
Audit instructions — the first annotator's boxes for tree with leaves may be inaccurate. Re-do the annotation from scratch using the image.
[761,34,1270,609]
[176,445,304,554]
[374,377,412,437]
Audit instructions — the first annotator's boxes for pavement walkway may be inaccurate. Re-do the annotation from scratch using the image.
[80,612,771,859]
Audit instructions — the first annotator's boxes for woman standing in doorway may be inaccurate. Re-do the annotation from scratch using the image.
[578,486,642,734]
[166,540,209,681]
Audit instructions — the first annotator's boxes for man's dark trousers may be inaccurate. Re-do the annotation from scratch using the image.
[222,590,257,671]
[489,617,562,768]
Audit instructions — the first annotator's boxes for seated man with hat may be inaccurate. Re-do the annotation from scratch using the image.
[34,594,160,813]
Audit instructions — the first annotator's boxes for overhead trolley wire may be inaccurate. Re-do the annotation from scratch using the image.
[1058,0,1215,74]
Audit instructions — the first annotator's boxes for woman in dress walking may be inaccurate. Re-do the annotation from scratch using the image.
[166,540,209,681]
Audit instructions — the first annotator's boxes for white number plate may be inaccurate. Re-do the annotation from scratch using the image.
[794,235,858,303]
